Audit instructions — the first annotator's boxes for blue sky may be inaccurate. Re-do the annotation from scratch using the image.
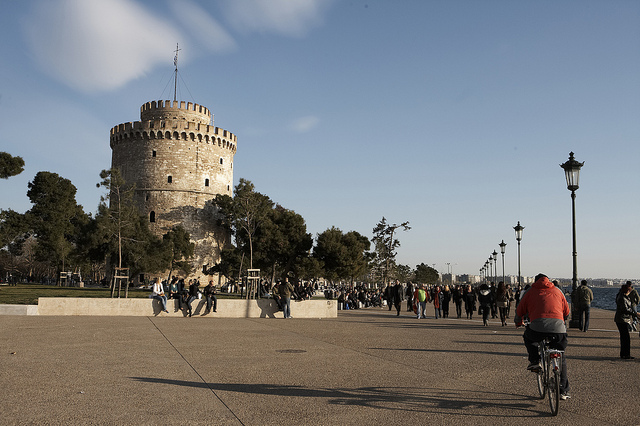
[1,0,639,280]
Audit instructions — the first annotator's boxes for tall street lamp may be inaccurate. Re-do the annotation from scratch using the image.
[514,221,524,287]
[499,240,507,284]
[492,250,498,284]
[561,151,584,329]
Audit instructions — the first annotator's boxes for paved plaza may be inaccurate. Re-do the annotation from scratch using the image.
[0,306,637,425]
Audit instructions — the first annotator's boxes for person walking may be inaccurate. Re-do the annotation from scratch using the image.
[576,280,594,332]
[453,285,464,318]
[392,280,404,316]
[279,278,295,319]
[414,284,429,319]
[478,283,493,326]
[496,281,509,326]
[405,282,415,312]
[442,285,451,318]
[432,285,442,319]
[614,282,640,360]
[464,284,476,320]
[515,274,571,400]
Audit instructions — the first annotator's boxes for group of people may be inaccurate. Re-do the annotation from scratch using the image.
[372,280,519,324]
[151,277,217,317]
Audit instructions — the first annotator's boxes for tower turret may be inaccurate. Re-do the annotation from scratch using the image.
[110,99,237,281]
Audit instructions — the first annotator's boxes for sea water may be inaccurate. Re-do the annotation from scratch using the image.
[564,286,621,311]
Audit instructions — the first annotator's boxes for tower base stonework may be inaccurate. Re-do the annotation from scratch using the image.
[110,100,237,283]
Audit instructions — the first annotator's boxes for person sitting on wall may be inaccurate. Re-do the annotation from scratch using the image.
[203,280,217,314]
[272,282,283,311]
[151,278,169,313]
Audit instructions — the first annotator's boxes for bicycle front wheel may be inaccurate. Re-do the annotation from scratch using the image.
[548,370,559,416]
[536,369,545,399]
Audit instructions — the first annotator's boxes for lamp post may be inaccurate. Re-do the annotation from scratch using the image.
[561,151,584,329]
[484,261,489,284]
[499,240,507,284]
[492,250,498,284]
[514,221,524,287]
[487,255,493,284]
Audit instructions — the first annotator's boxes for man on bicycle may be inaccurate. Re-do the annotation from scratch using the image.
[514,273,570,400]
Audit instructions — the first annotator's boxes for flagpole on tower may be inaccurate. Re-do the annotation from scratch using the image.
[173,43,181,102]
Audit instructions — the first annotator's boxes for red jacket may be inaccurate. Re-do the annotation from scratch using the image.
[515,276,569,333]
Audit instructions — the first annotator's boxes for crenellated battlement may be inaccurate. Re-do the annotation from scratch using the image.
[140,100,211,125]
[110,119,237,152]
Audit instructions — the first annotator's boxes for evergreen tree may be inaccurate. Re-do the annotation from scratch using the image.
[0,152,25,179]
[26,171,87,281]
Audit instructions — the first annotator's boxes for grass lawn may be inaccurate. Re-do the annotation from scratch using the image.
[0,283,251,305]
[0,283,152,305]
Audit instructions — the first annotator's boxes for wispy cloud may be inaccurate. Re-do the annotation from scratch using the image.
[220,0,334,37]
[289,115,320,133]
[23,0,181,92]
[168,0,236,53]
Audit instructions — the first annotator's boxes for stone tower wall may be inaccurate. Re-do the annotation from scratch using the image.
[110,100,237,281]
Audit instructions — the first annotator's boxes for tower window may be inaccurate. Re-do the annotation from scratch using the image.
[152,150,156,157]
[205,179,209,187]
[220,158,224,165]
[168,176,172,183]
[150,211,156,223]
[145,193,149,201]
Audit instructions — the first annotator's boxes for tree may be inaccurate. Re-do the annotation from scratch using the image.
[94,168,165,293]
[26,171,87,281]
[396,264,413,283]
[254,205,313,281]
[371,217,411,285]
[206,246,244,282]
[162,225,194,282]
[414,263,439,284]
[212,179,273,269]
[0,209,30,249]
[0,152,25,179]
[314,227,371,284]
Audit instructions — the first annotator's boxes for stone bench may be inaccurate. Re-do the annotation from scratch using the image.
[0,304,39,316]
[36,297,337,318]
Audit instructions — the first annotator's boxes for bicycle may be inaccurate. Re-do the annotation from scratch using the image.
[533,337,564,416]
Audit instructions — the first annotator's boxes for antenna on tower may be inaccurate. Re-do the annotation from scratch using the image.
[173,43,181,102]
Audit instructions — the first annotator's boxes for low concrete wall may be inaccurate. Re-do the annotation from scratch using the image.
[0,304,38,316]
[36,297,337,318]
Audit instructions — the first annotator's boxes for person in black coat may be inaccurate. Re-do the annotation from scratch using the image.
[392,280,404,316]
[478,283,493,326]
[464,284,476,320]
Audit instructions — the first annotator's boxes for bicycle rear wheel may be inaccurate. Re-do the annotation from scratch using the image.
[548,370,559,416]
[536,369,545,399]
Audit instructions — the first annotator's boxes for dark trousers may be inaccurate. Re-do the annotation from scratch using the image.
[578,305,590,331]
[481,304,490,325]
[616,322,631,358]
[395,302,402,316]
[206,295,217,311]
[455,301,462,318]
[499,307,507,325]
[523,328,569,393]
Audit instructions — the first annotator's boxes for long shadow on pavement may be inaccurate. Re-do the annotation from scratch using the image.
[129,377,549,418]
